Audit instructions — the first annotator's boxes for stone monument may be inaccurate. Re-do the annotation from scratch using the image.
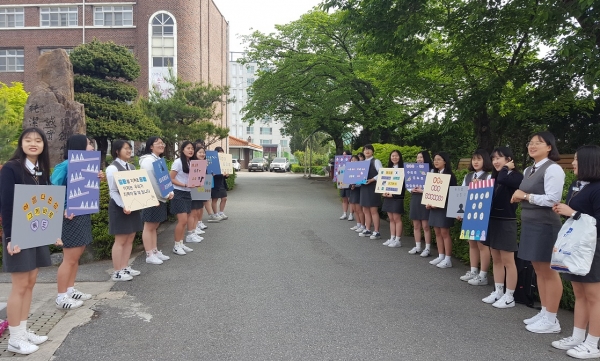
[23,49,85,167]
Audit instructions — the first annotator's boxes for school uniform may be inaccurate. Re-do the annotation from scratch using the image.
[170,158,192,215]
[349,185,361,204]
[486,168,523,252]
[561,181,600,283]
[381,165,405,214]
[139,153,170,223]
[106,159,143,235]
[50,159,93,248]
[0,159,52,272]
[211,174,228,199]
[428,170,457,228]
[517,159,565,262]
[461,171,491,186]
[359,157,383,207]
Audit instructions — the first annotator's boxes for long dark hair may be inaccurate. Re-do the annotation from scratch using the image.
[357,152,365,160]
[10,127,51,184]
[468,149,493,173]
[433,151,453,175]
[530,131,560,162]
[179,141,194,174]
[143,136,164,157]
[195,144,206,160]
[575,145,600,182]
[63,134,89,159]
[418,150,433,169]
[388,150,404,168]
[491,146,518,178]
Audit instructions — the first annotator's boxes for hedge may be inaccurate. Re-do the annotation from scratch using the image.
[355,144,422,166]
[291,164,326,175]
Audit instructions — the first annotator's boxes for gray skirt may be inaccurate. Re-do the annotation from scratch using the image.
[108,199,143,235]
[349,188,361,204]
[382,197,404,214]
[428,207,454,228]
[191,200,205,210]
[562,238,600,283]
[142,201,168,223]
[170,189,192,215]
[211,188,227,199]
[409,193,430,220]
[517,221,562,262]
[359,182,381,208]
[62,214,93,248]
[2,234,52,273]
[487,218,518,252]
[339,188,350,198]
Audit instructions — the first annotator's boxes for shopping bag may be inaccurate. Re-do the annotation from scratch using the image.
[550,214,597,275]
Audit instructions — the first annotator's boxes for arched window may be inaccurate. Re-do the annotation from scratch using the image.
[148,12,176,95]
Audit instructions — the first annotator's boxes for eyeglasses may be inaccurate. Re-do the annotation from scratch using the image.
[526,141,546,147]
[153,142,166,146]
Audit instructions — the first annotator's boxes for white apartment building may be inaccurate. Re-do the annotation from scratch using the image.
[228,52,291,158]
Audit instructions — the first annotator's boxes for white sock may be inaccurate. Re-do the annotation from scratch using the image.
[425,243,431,250]
[415,242,421,250]
[19,320,26,329]
[437,254,444,260]
[342,212,346,216]
[8,325,23,341]
[57,292,67,302]
[67,286,74,295]
[444,255,451,261]
[479,271,488,278]
[495,283,504,294]
[356,222,360,227]
[584,334,600,349]
[395,236,401,241]
[573,327,586,341]
[146,251,153,257]
[545,311,557,323]
[505,289,514,299]
[471,267,479,273]
[541,306,547,315]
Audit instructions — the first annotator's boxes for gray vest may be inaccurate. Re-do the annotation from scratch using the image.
[465,171,490,184]
[519,160,561,224]
[111,160,134,171]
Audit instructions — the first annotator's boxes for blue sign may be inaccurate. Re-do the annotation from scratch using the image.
[206,150,222,175]
[152,158,174,198]
[404,163,429,191]
[343,160,370,184]
[66,151,101,216]
[460,179,495,241]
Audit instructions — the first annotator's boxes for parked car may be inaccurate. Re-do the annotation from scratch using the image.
[248,158,268,172]
[232,158,241,171]
[270,157,290,172]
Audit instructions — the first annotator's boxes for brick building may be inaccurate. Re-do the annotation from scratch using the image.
[0,0,229,149]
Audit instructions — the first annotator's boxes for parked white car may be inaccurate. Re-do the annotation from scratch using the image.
[270,157,291,172]
[232,158,241,171]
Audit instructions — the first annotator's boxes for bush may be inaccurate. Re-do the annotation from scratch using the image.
[355,143,422,165]
[291,164,325,175]
[226,169,237,190]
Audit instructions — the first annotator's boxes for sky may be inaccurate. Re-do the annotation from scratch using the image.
[212,0,323,53]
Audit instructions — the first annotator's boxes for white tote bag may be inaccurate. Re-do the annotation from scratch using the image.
[551,214,597,276]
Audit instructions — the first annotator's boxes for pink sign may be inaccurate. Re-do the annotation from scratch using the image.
[188,160,207,187]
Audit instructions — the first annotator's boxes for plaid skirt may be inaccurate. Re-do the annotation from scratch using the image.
[62,214,93,248]
[142,201,168,223]
[170,189,192,215]
[191,200,205,210]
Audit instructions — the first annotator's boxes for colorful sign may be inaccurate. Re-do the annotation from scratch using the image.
[218,153,233,174]
[421,173,451,208]
[152,158,174,198]
[114,169,159,211]
[11,185,65,250]
[333,155,352,182]
[446,186,469,218]
[343,160,370,184]
[336,165,349,189]
[66,151,101,216]
[206,150,221,175]
[404,163,429,191]
[191,174,213,201]
[188,160,207,187]
[460,179,495,241]
[375,168,405,195]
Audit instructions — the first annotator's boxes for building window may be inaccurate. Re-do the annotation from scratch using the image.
[260,139,272,145]
[0,49,24,72]
[149,12,177,96]
[280,140,289,147]
[40,7,78,27]
[0,8,24,28]
[260,127,272,135]
[152,13,174,36]
[40,48,73,55]
[247,65,255,73]
[246,78,254,86]
[152,57,173,67]
[94,6,133,26]
[246,126,254,134]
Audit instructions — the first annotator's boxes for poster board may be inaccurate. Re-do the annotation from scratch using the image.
[404,163,429,191]
[66,150,101,216]
[446,186,469,218]
[336,165,349,189]
[460,179,495,241]
[152,158,174,198]
[218,153,233,174]
[191,174,213,201]
[205,150,221,175]
[421,173,451,208]
[375,168,405,195]
[333,155,352,182]
[188,160,207,187]
[11,185,65,250]
[113,169,159,211]
[343,160,370,184]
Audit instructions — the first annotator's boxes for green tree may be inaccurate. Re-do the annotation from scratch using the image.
[0,82,28,162]
[70,39,160,161]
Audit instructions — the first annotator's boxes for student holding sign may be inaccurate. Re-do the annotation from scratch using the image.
[0,128,62,354]
[139,137,174,265]
[169,141,197,255]
[359,145,383,240]
[211,146,230,220]
[381,150,406,248]
[408,151,433,257]
[348,155,365,232]
[426,152,457,269]
[106,140,143,281]
[190,145,208,236]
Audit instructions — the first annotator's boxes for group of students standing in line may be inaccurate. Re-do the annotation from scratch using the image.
[0,128,230,355]
[338,133,600,359]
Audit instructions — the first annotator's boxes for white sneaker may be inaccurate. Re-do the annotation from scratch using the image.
[146,254,163,265]
[111,270,132,281]
[420,248,431,257]
[207,214,220,223]
[180,243,193,252]
[567,342,600,358]
[194,225,206,234]
[552,336,584,350]
[219,213,228,220]
[492,294,515,309]
[350,225,359,231]
[26,330,48,345]
[436,258,452,268]
[186,233,203,243]
[56,295,84,310]
[408,246,422,254]
[122,266,140,276]
[154,250,170,261]
[468,275,488,286]
[348,213,354,221]
[69,288,92,301]
[526,316,561,333]
[482,290,503,304]
[199,221,207,229]
[339,213,347,220]
[429,256,444,265]
[523,311,544,325]
[7,337,39,355]
[355,226,365,233]
[369,232,381,240]
[382,238,393,246]
[388,239,402,248]
[460,271,478,281]
[173,244,186,255]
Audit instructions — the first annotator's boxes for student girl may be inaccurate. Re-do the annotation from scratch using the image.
[170,141,197,255]
[459,149,493,285]
[359,144,383,240]
[481,147,523,308]
[353,152,368,233]
[381,150,405,248]
[0,128,59,354]
[139,136,174,265]
[51,135,104,309]
[427,151,457,269]
[408,150,433,257]
[552,145,600,357]
[211,146,229,220]
[106,140,143,281]
[190,145,207,236]
[511,131,565,334]
[349,155,365,232]
[339,150,353,221]
[194,139,209,230]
